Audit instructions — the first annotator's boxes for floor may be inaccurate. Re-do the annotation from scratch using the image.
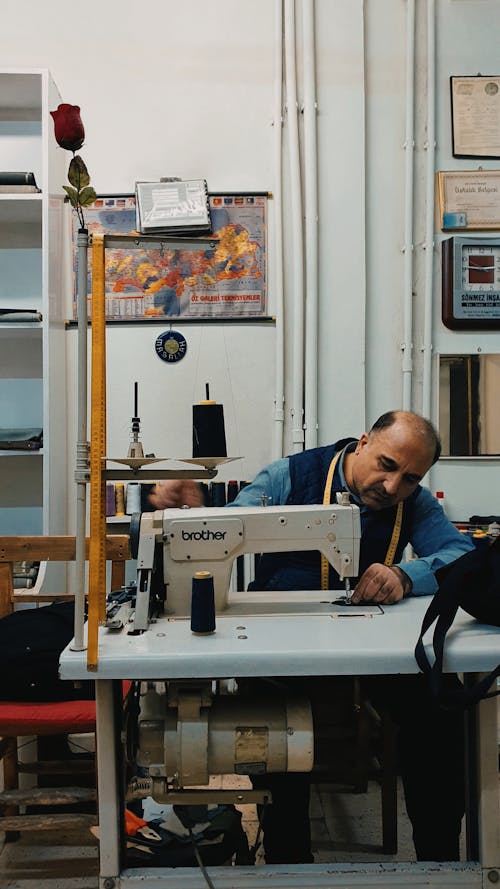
[0,775,429,888]
[3,705,499,889]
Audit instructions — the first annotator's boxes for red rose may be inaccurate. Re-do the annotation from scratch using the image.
[50,104,85,152]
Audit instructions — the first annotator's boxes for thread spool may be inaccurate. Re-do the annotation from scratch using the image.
[140,483,155,512]
[106,483,116,516]
[126,482,141,515]
[210,481,227,507]
[115,482,125,517]
[191,571,216,635]
[227,480,239,503]
[235,481,251,590]
[199,482,211,506]
[192,383,227,458]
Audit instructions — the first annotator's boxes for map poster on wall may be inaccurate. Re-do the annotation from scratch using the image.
[71,193,267,320]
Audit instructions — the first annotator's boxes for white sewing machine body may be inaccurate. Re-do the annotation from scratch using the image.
[132,502,361,631]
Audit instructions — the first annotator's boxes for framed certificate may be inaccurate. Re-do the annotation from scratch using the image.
[451,75,500,158]
[437,170,500,230]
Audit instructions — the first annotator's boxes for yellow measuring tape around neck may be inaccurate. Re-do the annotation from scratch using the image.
[87,234,107,670]
[320,449,404,591]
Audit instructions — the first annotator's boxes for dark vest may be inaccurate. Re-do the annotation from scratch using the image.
[249,439,420,592]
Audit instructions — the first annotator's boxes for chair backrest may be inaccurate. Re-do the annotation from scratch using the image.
[0,535,131,618]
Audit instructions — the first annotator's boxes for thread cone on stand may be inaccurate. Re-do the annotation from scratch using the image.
[192,383,227,458]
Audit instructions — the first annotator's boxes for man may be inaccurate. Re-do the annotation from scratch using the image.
[150,411,473,863]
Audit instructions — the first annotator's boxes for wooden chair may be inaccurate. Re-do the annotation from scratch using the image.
[0,534,130,836]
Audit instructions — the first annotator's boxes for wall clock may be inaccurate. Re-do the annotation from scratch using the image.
[442,236,500,329]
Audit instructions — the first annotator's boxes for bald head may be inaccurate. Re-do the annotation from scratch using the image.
[343,411,440,510]
[370,411,441,465]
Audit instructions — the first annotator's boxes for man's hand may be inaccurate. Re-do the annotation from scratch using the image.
[148,480,203,509]
[351,564,411,605]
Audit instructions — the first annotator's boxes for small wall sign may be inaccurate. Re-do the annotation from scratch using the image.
[155,330,187,363]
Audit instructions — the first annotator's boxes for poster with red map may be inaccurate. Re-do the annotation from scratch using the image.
[71,193,267,320]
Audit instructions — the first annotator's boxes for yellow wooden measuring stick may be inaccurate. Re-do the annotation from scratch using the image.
[87,234,107,670]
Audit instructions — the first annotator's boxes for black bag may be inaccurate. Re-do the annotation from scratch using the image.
[126,805,252,867]
[0,601,94,702]
[415,537,500,709]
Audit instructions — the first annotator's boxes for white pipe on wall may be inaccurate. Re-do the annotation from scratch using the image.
[402,0,416,410]
[421,0,436,421]
[272,0,285,461]
[302,0,319,450]
[285,0,305,453]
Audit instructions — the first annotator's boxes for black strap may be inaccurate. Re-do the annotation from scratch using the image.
[415,582,500,709]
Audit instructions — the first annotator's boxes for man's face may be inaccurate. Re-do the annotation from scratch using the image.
[350,420,435,511]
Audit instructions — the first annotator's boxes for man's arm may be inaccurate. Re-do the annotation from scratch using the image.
[395,487,474,595]
[148,479,203,509]
[148,457,291,510]
[352,488,475,605]
[227,458,291,507]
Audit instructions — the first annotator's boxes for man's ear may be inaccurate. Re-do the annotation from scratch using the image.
[355,433,369,455]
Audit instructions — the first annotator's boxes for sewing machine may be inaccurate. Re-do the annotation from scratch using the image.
[130,501,361,632]
[111,501,360,791]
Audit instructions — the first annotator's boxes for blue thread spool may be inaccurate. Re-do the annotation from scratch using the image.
[191,571,216,635]
[210,481,227,507]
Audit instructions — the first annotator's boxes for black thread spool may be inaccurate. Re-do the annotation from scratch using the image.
[140,483,155,512]
[227,480,239,503]
[192,383,227,458]
[237,481,251,590]
[191,571,216,635]
[199,481,211,506]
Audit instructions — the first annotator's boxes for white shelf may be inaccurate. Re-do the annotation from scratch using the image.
[0,68,67,594]
[0,71,43,117]
[0,326,41,338]
[0,194,42,224]
[0,322,42,331]
[0,450,43,457]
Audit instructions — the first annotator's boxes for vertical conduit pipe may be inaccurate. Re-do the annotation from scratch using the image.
[272,0,285,460]
[284,0,305,452]
[71,229,89,651]
[422,0,436,419]
[402,0,416,410]
[302,0,319,449]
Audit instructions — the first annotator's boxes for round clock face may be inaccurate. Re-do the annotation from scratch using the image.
[461,244,500,293]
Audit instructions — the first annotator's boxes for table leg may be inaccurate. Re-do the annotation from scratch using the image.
[476,688,500,868]
[96,679,122,882]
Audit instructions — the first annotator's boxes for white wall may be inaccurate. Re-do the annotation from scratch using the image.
[2,0,500,523]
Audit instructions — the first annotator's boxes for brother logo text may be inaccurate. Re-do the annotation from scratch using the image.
[181,529,227,541]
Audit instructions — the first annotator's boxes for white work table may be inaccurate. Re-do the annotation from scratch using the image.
[59,594,500,889]
[60,594,500,681]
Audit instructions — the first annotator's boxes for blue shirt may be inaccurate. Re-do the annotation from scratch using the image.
[229,455,474,595]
